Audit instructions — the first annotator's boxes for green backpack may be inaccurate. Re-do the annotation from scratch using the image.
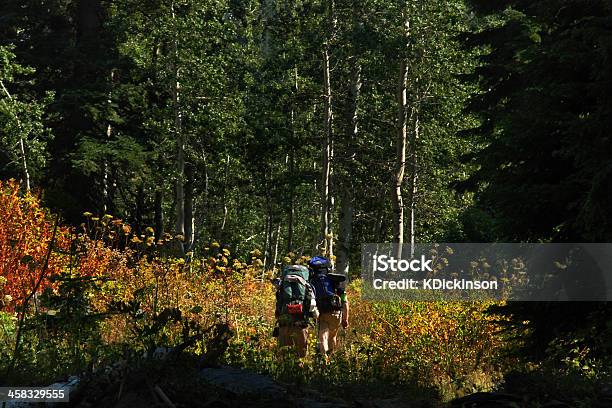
[276,265,318,325]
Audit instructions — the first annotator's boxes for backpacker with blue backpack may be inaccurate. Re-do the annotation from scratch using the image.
[308,256,346,313]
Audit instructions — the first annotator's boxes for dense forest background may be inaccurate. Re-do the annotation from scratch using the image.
[1,1,612,404]
[3,0,610,268]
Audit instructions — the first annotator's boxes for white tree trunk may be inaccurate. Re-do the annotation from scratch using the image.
[336,58,360,275]
[154,189,164,240]
[320,0,335,259]
[336,190,352,275]
[220,154,230,232]
[103,69,117,213]
[407,110,419,250]
[273,224,281,270]
[392,58,408,246]
[263,204,272,273]
[0,79,31,192]
[287,66,298,253]
[321,45,333,258]
[184,162,195,251]
[286,151,295,253]
[172,0,185,254]
[18,131,30,192]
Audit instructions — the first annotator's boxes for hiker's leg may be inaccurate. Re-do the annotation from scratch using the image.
[294,327,308,358]
[327,312,342,353]
[278,326,293,348]
[318,313,332,354]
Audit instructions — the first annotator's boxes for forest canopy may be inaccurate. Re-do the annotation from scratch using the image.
[1,0,483,270]
[2,1,610,263]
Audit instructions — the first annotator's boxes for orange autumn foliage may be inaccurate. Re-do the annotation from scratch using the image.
[0,180,70,309]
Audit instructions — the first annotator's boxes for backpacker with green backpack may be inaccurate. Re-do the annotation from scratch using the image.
[275,265,319,327]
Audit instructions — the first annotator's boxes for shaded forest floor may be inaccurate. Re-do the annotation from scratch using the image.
[69,355,436,408]
[67,354,612,408]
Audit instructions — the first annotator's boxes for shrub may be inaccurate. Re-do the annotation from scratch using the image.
[0,179,511,400]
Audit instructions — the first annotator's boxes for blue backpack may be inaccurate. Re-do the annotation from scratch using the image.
[308,257,342,313]
[308,256,332,271]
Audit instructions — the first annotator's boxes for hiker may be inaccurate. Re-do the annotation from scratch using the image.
[274,264,319,358]
[308,256,349,356]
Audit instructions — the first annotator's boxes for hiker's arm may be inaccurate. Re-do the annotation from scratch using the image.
[341,293,349,329]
